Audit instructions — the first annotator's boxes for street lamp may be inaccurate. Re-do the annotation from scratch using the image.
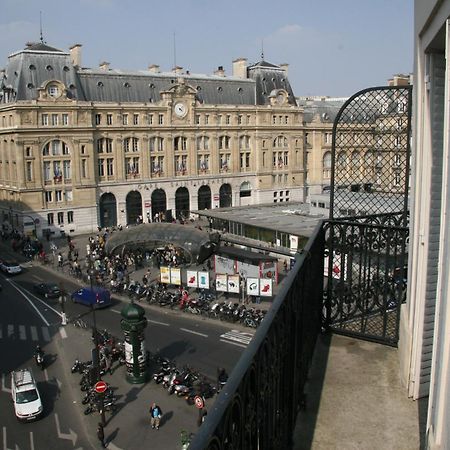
[22,213,37,237]
[88,255,101,382]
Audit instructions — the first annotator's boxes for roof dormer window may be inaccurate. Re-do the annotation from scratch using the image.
[46,65,53,71]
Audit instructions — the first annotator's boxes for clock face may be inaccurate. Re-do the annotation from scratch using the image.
[174,102,187,118]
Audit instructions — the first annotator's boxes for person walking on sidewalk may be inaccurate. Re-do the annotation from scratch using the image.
[97,423,106,448]
[149,402,162,429]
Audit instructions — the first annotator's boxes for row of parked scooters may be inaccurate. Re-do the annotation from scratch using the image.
[70,331,125,416]
[127,282,267,329]
[150,355,227,405]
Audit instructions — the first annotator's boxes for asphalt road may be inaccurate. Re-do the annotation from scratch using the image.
[0,256,252,449]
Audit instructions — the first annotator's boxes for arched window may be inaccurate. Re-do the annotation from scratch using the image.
[174,136,187,151]
[323,151,332,179]
[218,135,230,150]
[96,138,113,153]
[239,135,250,150]
[123,137,139,152]
[42,140,72,183]
[273,135,288,148]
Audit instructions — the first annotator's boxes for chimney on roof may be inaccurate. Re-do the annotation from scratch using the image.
[232,58,247,79]
[214,65,225,77]
[280,63,289,75]
[172,66,183,74]
[69,44,82,67]
[148,64,160,73]
[388,74,410,86]
[99,61,110,71]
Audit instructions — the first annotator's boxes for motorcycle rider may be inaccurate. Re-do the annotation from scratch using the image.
[34,345,45,370]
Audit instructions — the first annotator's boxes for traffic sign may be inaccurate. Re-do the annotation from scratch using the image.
[94,380,108,394]
[194,395,205,409]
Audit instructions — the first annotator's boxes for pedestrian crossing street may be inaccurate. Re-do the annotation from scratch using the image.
[0,323,52,342]
[220,329,254,348]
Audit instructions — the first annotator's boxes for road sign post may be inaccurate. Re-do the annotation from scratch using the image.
[94,381,107,427]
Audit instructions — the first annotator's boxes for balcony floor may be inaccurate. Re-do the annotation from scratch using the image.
[292,333,425,450]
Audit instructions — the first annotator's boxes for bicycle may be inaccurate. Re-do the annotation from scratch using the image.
[73,318,88,329]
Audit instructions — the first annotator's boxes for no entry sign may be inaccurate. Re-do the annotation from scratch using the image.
[94,380,108,394]
[194,395,205,409]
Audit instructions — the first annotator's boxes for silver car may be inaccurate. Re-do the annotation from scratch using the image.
[0,260,22,275]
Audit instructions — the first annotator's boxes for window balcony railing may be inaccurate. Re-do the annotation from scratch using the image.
[190,223,325,449]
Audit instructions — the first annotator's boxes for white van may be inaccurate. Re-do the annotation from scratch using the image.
[11,368,43,421]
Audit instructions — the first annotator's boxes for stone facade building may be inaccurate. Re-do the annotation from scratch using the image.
[0,41,407,238]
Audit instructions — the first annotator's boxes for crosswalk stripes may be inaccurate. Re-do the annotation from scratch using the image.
[0,324,52,342]
[220,329,254,348]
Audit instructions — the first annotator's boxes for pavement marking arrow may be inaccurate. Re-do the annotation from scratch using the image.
[54,413,78,446]
[1,374,11,393]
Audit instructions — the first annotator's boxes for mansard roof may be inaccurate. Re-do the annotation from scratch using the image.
[0,43,297,106]
[247,59,296,106]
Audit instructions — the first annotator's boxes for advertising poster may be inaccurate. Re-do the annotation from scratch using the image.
[186,270,198,288]
[215,274,228,292]
[246,278,259,296]
[259,278,273,297]
[160,266,170,284]
[214,255,236,275]
[260,261,278,284]
[324,252,347,280]
[198,271,210,289]
[227,274,240,293]
[170,267,181,285]
[290,235,299,253]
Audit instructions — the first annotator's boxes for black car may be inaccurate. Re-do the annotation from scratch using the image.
[33,283,61,299]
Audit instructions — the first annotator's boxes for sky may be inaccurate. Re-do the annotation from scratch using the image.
[0,0,413,98]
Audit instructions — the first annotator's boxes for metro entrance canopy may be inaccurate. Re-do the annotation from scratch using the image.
[104,223,219,264]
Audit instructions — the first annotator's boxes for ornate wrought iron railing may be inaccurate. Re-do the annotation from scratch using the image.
[189,223,325,450]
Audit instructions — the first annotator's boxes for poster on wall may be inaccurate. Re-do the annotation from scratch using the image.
[186,270,198,288]
[227,274,240,293]
[160,266,170,284]
[259,278,273,297]
[170,267,181,285]
[214,255,236,275]
[290,235,299,253]
[324,252,347,280]
[215,274,228,292]
[198,271,210,289]
[246,278,259,296]
[260,261,278,284]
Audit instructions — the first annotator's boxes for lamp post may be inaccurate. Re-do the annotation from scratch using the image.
[22,213,37,237]
[88,256,101,382]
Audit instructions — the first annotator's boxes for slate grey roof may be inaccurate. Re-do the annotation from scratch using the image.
[300,99,346,124]
[0,43,297,106]
[247,60,296,105]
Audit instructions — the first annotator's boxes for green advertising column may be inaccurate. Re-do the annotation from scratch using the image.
[120,302,148,384]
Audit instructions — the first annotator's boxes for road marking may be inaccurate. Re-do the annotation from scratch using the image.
[19,325,26,340]
[2,426,14,450]
[54,413,78,446]
[7,325,14,338]
[180,328,208,337]
[220,339,247,349]
[59,327,67,339]
[148,319,170,327]
[30,326,38,341]
[1,374,11,393]
[111,309,121,314]
[30,431,35,450]
[7,280,50,326]
[44,369,49,382]
[220,330,253,346]
[42,327,51,342]
[32,275,43,281]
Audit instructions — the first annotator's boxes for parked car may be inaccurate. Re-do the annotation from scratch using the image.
[71,287,112,308]
[33,282,61,299]
[0,260,22,275]
[11,368,43,421]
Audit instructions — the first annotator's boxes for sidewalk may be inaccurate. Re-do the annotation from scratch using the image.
[55,321,201,449]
